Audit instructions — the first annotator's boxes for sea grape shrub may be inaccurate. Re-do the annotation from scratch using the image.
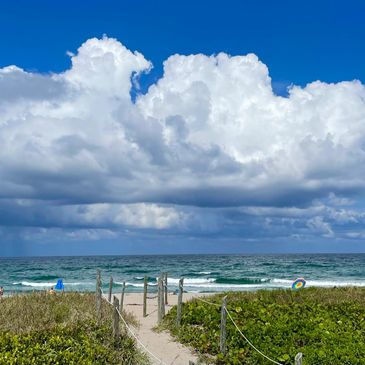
[0,293,147,365]
[163,288,365,365]
[0,321,141,365]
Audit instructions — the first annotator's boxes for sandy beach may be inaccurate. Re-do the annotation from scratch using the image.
[105,291,212,365]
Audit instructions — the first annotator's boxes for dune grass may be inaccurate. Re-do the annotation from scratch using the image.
[0,292,149,365]
[162,287,365,364]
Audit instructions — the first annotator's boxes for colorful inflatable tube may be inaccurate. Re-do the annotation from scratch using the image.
[292,278,306,290]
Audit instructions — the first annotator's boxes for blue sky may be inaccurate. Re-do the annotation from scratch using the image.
[1,1,365,88]
[1,1,365,256]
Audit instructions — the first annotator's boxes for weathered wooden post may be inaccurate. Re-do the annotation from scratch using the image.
[112,295,120,345]
[220,296,228,356]
[108,276,113,303]
[160,273,165,318]
[96,270,102,321]
[164,272,168,305]
[143,276,147,317]
[295,352,303,365]
[157,276,162,324]
[120,281,126,313]
[176,277,184,327]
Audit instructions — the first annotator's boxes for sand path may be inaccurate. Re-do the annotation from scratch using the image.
[111,292,203,365]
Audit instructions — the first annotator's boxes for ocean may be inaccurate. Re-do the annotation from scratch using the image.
[1,254,365,294]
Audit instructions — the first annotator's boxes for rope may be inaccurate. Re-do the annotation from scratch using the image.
[196,296,282,364]
[195,297,221,307]
[100,289,168,365]
[115,306,168,365]
[225,308,283,365]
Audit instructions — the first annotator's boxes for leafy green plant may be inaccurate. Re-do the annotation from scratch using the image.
[0,292,148,365]
[162,288,365,364]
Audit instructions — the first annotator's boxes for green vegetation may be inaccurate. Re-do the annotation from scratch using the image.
[0,292,149,365]
[162,287,365,364]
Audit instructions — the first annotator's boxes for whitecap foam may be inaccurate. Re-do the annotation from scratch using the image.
[307,280,365,287]
[167,277,216,285]
[198,271,212,275]
[181,283,266,289]
[271,278,365,288]
[115,281,157,288]
[13,281,89,287]
[271,279,293,285]
[126,282,144,288]
[13,281,55,287]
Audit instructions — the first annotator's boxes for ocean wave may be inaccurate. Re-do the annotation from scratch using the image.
[13,281,55,287]
[116,277,365,290]
[115,280,264,290]
[180,283,266,289]
[115,281,157,288]
[271,278,365,287]
[182,271,215,275]
[116,278,217,288]
[125,282,144,288]
[121,268,148,274]
[13,281,90,287]
[30,275,60,281]
[133,276,157,282]
[271,279,296,285]
[215,277,269,285]
[167,277,216,285]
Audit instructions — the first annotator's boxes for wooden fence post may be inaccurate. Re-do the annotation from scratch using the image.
[96,270,102,321]
[157,276,162,324]
[220,295,228,356]
[120,281,126,313]
[176,277,184,327]
[295,352,303,365]
[164,272,168,305]
[108,276,113,303]
[160,273,165,318]
[143,276,147,317]
[112,295,120,345]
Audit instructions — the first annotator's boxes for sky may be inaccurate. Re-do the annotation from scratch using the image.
[1,1,365,256]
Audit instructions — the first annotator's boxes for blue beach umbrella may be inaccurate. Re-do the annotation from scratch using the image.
[55,279,64,290]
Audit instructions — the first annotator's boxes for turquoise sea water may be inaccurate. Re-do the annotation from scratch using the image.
[1,254,365,294]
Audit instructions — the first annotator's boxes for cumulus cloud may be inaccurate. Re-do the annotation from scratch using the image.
[1,36,365,249]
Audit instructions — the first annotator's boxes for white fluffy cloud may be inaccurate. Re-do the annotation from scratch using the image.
[1,36,365,247]
[74,202,186,230]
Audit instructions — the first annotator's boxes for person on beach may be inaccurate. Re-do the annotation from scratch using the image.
[49,286,56,295]
[0,286,3,297]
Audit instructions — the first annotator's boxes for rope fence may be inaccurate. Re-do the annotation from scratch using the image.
[195,295,286,364]
[96,271,302,365]
[194,294,302,364]
[225,307,283,365]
